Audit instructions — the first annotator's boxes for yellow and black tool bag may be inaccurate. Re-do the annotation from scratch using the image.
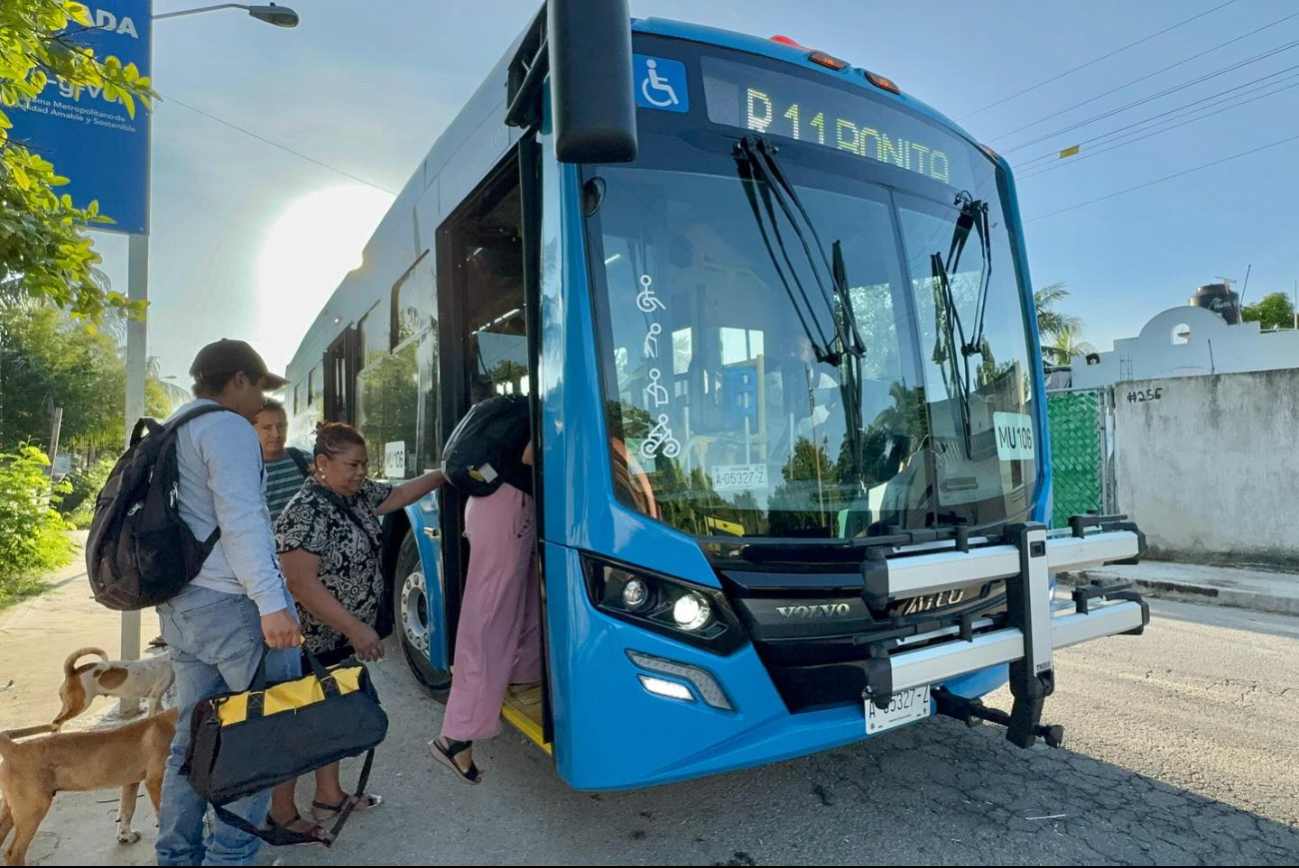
[182,650,388,847]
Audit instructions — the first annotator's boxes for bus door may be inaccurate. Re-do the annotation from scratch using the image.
[436,150,548,745]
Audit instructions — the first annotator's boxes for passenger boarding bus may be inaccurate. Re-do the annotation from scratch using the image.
[283,1,1150,790]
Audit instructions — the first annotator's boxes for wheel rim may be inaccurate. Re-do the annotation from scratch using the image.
[400,571,430,654]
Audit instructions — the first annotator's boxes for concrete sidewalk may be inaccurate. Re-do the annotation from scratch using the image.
[1061,560,1299,617]
[0,534,159,866]
[0,533,149,733]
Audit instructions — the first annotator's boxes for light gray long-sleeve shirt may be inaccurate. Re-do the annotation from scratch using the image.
[169,399,293,617]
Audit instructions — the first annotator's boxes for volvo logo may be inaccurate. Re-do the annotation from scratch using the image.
[895,588,966,616]
[776,603,852,619]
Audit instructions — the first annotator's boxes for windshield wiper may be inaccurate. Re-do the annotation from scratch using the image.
[735,147,838,366]
[931,251,975,458]
[734,136,866,366]
[943,191,994,359]
[930,191,994,458]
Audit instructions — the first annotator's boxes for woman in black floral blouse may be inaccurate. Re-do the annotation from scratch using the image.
[266,422,447,838]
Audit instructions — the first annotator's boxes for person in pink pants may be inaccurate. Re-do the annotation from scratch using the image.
[431,441,538,784]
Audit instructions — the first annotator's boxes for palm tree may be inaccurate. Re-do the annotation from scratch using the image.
[1034,283,1083,339]
[1043,323,1097,364]
[1035,283,1086,362]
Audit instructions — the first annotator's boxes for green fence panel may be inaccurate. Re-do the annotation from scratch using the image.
[1047,390,1104,528]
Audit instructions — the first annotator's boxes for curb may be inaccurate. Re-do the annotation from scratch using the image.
[1058,570,1299,618]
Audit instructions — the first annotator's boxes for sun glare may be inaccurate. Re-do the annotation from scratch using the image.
[255,185,394,371]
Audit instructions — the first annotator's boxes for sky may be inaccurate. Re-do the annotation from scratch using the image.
[89,0,1299,381]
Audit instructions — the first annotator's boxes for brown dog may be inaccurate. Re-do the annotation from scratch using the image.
[54,647,174,728]
[0,709,178,866]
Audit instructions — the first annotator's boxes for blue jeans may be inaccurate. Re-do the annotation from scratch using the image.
[155,586,301,867]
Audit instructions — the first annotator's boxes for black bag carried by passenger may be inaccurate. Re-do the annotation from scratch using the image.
[182,650,389,848]
[86,405,234,611]
[442,395,530,497]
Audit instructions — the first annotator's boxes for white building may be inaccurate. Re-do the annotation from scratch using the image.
[1068,305,1299,390]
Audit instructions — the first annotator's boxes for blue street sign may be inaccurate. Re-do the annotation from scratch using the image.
[10,1,152,236]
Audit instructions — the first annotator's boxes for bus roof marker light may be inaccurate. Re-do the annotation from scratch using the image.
[809,52,850,72]
[770,35,806,48]
[865,71,901,94]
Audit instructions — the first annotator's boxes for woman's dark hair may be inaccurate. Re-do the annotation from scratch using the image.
[314,422,367,459]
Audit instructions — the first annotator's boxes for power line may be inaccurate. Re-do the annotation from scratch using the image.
[957,0,1241,121]
[1025,133,1299,222]
[1003,37,1299,155]
[1013,60,1299,172]
[988,9,1299,143]
[1018,76,1299,181]
[164,95,399,195]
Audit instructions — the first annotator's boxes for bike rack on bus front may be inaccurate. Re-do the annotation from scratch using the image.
[859,516,1151,749]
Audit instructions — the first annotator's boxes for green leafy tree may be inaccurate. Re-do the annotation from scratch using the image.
[1242,292,1296,331]
[0,444,73,606]
[1,1,156,319]
[0,304,162,453]
[356,346,419,475]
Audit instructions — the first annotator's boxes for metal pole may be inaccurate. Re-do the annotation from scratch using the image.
[121,233,149,668]
[47,407,63,486]
[154,3,249,20]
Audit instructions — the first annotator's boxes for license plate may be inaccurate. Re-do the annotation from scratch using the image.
[865,685,932,735]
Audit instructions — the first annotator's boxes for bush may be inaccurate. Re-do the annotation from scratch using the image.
[0,445,75,607]
[63,456,116,529]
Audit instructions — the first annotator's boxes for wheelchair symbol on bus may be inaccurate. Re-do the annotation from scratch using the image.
[635,55,689,113]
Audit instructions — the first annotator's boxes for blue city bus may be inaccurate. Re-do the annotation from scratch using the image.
[284,1,1149,790]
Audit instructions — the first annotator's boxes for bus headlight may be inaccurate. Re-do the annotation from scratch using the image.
[622,578,651,612]
[673,593,711,632]
[583,556,746,654]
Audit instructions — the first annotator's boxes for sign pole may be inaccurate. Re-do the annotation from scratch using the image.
[121,232,149,666]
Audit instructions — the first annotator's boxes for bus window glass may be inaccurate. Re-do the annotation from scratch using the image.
[394,253,435,348]
[356,341,420,478]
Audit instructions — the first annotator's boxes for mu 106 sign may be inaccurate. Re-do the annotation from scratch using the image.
[702,56,982,191]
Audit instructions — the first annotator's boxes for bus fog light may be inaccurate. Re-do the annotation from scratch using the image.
[673,593,712,632]
[622,578,650,611]
[638,675,695,702]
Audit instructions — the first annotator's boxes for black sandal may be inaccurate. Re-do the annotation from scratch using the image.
[430,737,483,784]
[311,792,383,823]
[262,813,333,846]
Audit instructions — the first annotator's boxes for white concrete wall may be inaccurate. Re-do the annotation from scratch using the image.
[1115,369,1299,567]
[1072,306,1299,390]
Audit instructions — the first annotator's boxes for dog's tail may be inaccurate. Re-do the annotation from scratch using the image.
[1,723,57,742]
[63,646,109,677]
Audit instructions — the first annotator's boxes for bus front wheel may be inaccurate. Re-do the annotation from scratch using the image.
[394,531,450,699]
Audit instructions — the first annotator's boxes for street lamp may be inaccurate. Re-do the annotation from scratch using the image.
[154,3,300,27]
[113,0,301,682]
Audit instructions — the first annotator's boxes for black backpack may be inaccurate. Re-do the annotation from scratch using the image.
[86,405,235,611]
[442,395,530,497]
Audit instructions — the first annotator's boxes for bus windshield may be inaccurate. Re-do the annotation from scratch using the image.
[587,59,1038,541]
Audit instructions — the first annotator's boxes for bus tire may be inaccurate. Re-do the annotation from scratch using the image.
[394,531,451,700]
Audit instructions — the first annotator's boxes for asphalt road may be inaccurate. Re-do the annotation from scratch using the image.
[23,599,1297,866]
[255,599,1299,867]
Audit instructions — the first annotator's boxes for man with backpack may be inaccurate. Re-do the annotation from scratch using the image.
[153,340,305,866]
[254,399,312,522]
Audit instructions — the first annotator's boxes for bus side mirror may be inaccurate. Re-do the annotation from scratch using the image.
[549,0,638,164]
